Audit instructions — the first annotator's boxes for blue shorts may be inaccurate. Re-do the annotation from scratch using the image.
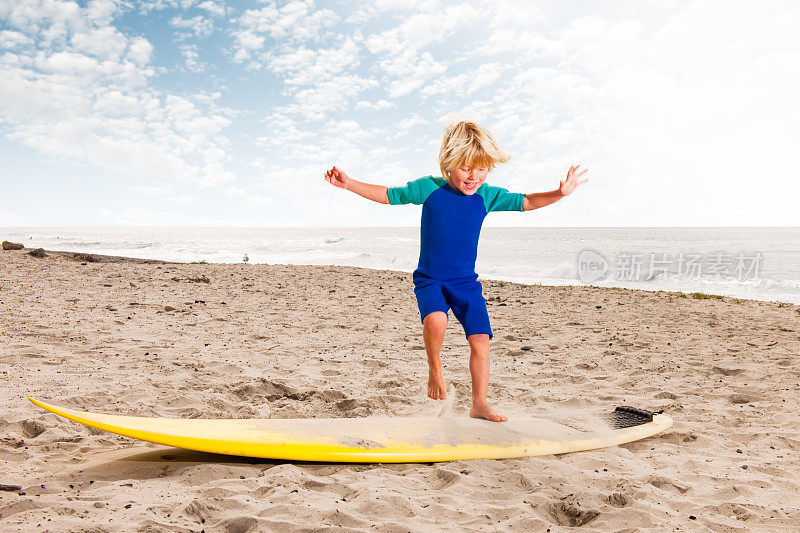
[413,275,493,339]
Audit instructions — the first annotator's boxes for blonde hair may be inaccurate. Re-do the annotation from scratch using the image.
[438,121,510,179]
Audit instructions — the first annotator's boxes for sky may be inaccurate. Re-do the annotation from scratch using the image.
[1,0,798,227]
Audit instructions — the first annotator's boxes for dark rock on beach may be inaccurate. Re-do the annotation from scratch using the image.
[2,240,24,250]
[70,252,99,263]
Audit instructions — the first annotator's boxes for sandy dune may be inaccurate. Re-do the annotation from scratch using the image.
[2,248,799,531]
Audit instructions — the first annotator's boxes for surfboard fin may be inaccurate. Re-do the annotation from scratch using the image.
[607,406,662,429]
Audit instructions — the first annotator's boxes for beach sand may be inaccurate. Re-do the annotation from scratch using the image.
[2,247,799,531]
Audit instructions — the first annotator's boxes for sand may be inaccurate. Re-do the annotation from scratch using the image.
[1,247,799,531]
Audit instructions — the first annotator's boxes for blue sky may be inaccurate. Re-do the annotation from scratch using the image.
[1,0,798,227]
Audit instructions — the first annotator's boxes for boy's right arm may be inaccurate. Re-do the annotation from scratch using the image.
[324,166,389,204]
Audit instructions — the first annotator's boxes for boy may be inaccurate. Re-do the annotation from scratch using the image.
[324,121,587,422]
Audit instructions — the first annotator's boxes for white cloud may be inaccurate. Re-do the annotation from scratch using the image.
[257,117,375,168]
[38,50,100,74]
[170,14,214,39]
[345,7,375,24]
[70,25,127,58]
[85,0,121,26]
[231,30,264,63]
[419,62,503,98]
[0,30,33,48]
[397,116,428,130]
[264,38,360,86]
[361,2,483,99]
[379,49,446,98]
[136,0,202,15]
[487,1,544,29]
[258,113,315,143]
[363,3,480,55]
[286,74,378,120]
[0,0,82,35]
[180,43,207,72]
[233,0,338,62]
[248,37,377,120]
[355,99,394,110]
[0,0,236,194]
[197,1,225,17]
[33,49,152,86]
[92,89,142,115]
[127,36,153,64]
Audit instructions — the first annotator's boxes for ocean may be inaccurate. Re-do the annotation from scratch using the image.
[4,227,799,304]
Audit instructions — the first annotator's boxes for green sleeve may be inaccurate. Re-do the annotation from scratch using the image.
[387,176,445,205]
[478,184,526,212]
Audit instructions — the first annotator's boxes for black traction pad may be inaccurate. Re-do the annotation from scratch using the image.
[606,406,660,429]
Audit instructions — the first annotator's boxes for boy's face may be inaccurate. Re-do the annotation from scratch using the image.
[448,165,489,195]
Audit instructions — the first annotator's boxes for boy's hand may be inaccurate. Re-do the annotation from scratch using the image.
[323,167,389,203]
[559,164,588,196]
[324,165,351,189]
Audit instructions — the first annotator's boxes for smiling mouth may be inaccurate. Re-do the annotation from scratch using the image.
[464,182,477,190]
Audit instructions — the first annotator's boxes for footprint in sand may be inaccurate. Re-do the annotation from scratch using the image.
[183,499,215,525]
[548,501,600,527]
[19,419,48,438]
[712,366,744,376]
[431,467,461,489]
[606,492,629,507]
[649,476,690,493]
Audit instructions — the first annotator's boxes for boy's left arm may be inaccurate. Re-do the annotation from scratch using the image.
[522,164,588,211]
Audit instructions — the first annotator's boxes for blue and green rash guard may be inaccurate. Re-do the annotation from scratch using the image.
[387,176,525,282]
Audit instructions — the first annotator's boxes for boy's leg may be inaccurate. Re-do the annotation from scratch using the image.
[467,334,507,422]
[414,278,450,401]
[423,311,448,400]
[443,280,507,422]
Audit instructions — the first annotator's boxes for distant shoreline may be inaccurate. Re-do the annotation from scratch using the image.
[5,245,796,308]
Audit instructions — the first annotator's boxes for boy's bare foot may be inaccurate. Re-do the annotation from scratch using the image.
[427,369,446,400]
[470,403,508,422]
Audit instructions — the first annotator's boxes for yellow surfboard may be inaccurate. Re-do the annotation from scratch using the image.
[29,398,672,463]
